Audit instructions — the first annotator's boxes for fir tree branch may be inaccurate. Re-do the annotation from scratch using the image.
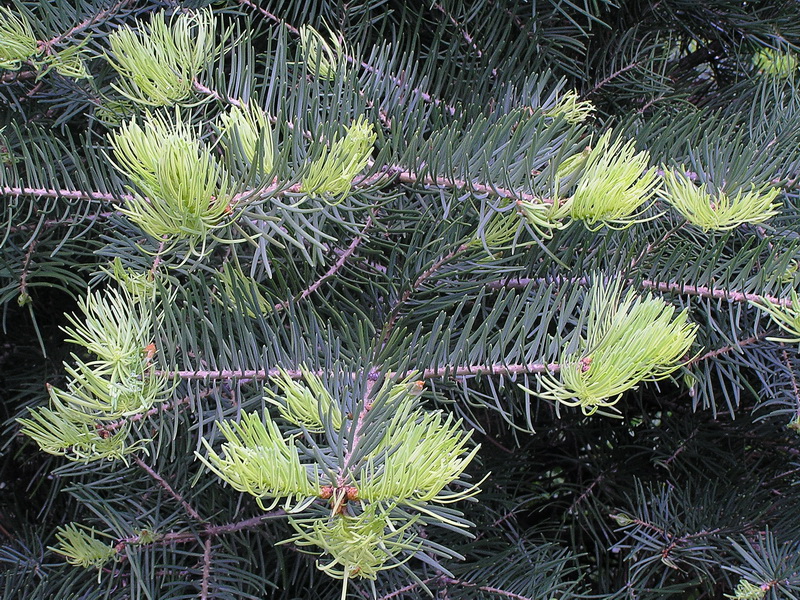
[157,361,561,382]
[485,277,796,308]
[200,537,211,600]
[18,237,37,301]
[7,211,115,234]
[1,186,131,203]
[39,0,135,51]
[439,576,535,600]
[432,3,483,58]
[588,61,642,95]
[378,242,471,348]
[132,454,204,522]
[684,333,768,367]
[273,215,373,312]
[112,510,286,553]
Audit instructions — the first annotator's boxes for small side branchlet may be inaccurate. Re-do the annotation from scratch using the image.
[109,109,232,254]
[0,7,37,70]
[301,116,376,202]
[106,9,216,106]
[196,412,320,511]
[529,277,698,416]
[659,168,780,231]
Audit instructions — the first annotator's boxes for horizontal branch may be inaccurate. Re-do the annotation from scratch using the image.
[486,276,794,308]
[113,509,286,553]
[156,362,561,382]
[1,186,131,203]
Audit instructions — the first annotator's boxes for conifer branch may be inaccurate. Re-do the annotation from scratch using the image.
[432,4,483,58]
[1,186,131,203]
[379,242,471,347]
[39,0,134,50]
[200,537,212,600]
[132,455,204,522]
[273,215,373,312]
[485,277,796,308]
[18,237,37,301]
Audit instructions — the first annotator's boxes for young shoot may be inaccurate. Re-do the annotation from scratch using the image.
[299,24,346,81]
[559,131,660,230]
[301,116,376,202]
[285,504,421,590]
[531,278,698,416]
[0,7,37,70]
[264,368,343,433]
[109,109,232,254]
[358,409,481,505]
[51,524,118,573]
[196,412,320,511]
[659,168,781,231]
[544,90,595,124]
[217,102,275,175]
[752,289,800,344]
[106,8,217,106]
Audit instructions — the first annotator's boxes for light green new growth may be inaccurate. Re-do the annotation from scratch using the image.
[532,278,698,416]
[62,288,153,379]
[218,103,275,174]
[17,398,142,462]
[51,524,118,571]
[265,368,343,433]
[101,257,160,302]
[38,43,90,79]
[544,90,595,124]
[752,289,800,344]
[359,408,481,505]
[299,24,346,81]
[752,47,799,78]
[196,412,319,511]
[561,131,660,229]
[0,7,37,70]
[301,116,376,202]
[286,504,421,583]
[659,168,781,231]
[106,8,216,106]
[725,579,767,600]
[109,110,232,252]
[18,286,165,459]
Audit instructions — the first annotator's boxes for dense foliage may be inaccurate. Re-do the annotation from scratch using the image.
[3,1,800,599]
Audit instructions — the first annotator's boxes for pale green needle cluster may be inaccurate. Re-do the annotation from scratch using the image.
[197,412,320,511]
[299,24,346,81]
[725,579,768,600]
[752,47,799,78]
[286,504,420,586]
[532,278,698,416]
[109,110,232,253]
[106,9,216,106]
[301,116,376,201]
[544,90,595,124]
[18,287,167,461]
[51,524,117,571]
[0,7,37,70]
[265,368,343,432]
[561,131,660,229]
[659,169,781,231]
[217,103,275,175]
[359,403,480,506]
[200,375,481,588]
[517,131,659,236]
[753,289,800,344]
